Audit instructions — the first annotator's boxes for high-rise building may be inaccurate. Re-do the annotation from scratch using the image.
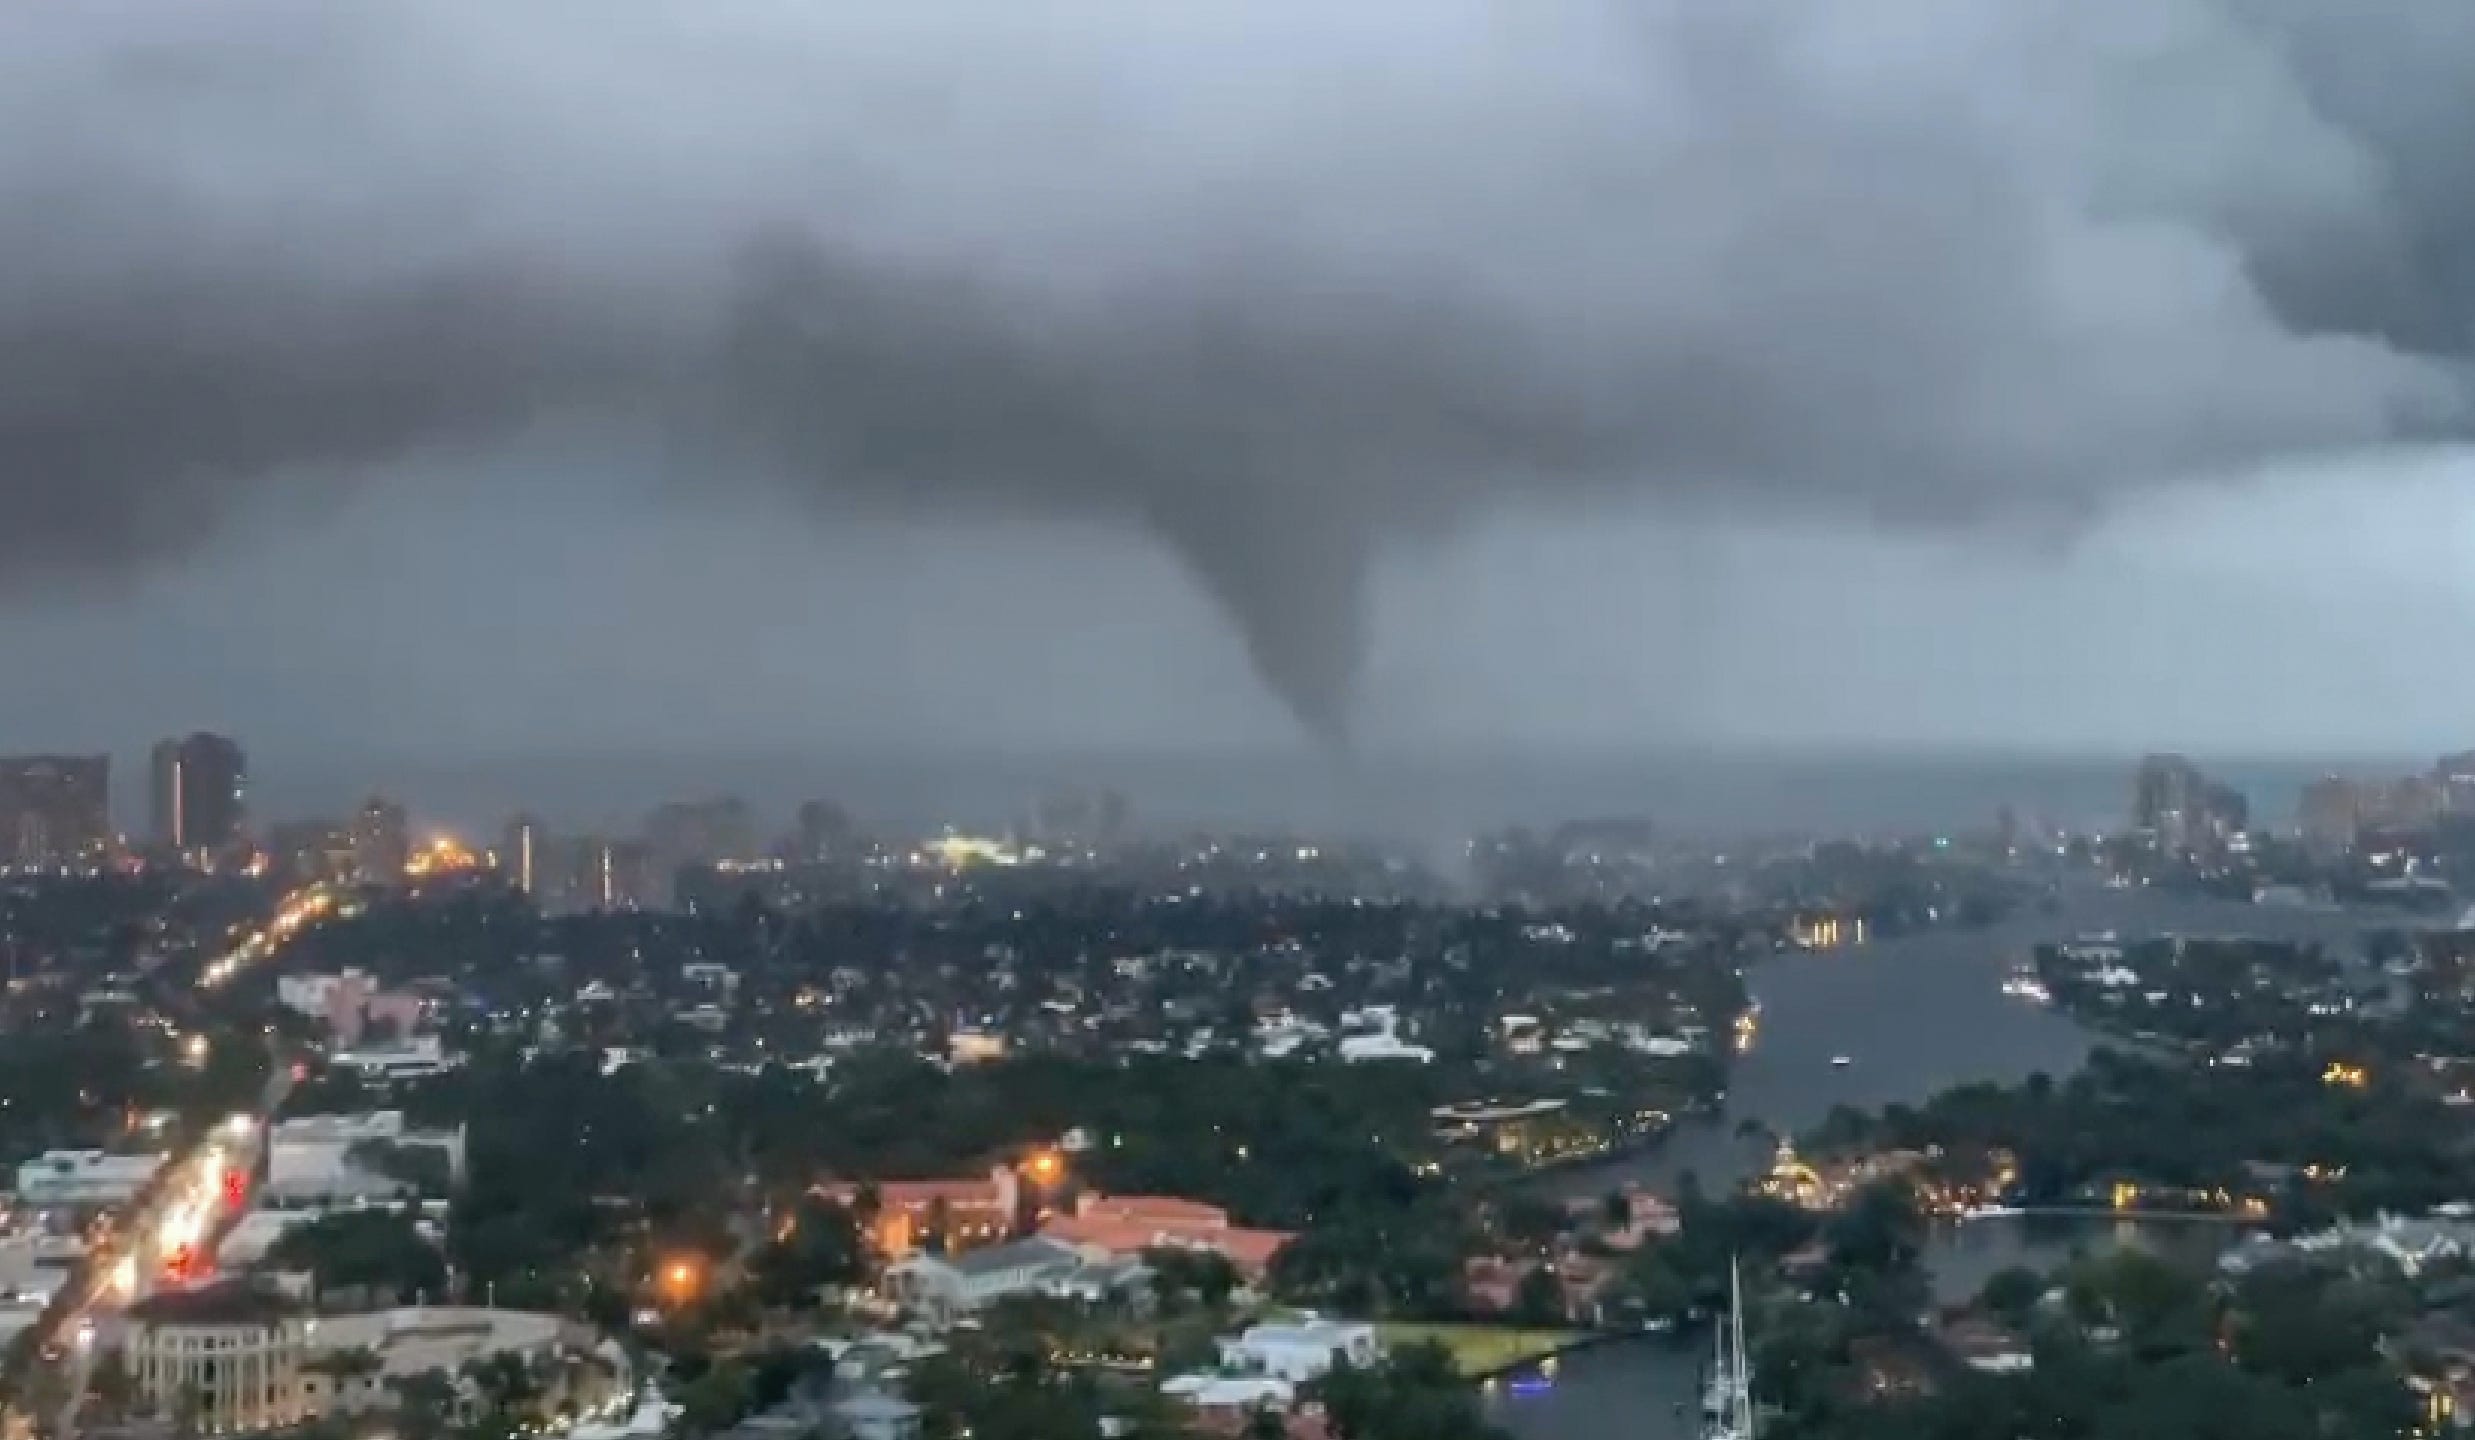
[149,734,247,854]
[351,796,410,881]
[598,840,655,911]
[2131,754,2245,860]
[645,797,755,906]
[0,755,110,869]
[533,836,652,915]
[794,800,855,863]
[1031,789,1130,849]
[266,819,354,884]
[2437,752,2475,817]
[2131,754,2198,841]
[2298,777,2362,856]
[502,813,545,896]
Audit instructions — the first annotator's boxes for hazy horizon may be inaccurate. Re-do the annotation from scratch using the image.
[43,742,2433,845]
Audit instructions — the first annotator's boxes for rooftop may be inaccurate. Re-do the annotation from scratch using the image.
[943,1236,1083,1279]
[128,1280,304,1329]
[831,1394,921,1422]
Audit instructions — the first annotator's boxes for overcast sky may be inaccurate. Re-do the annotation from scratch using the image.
[6,447,2474,765]
[7,0,2475,771]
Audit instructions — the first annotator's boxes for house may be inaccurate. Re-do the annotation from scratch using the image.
[265,1110,466,1204]
[1568,1186,1679,1250]
[1844,1336,1937,1401]
[2257,1214,2475,1278]
[1941,1316,2033,1374]
[328,1034,457,1079]
[817,1168,1020,1257]
[1162,1375,1296,1412]
[885,1237,1139,1322]
[1039,1193,1292,1279]
[1218,1318,1380,1383]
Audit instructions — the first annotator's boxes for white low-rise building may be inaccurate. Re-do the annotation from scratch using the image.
[216,1208,324,1269]
[127,1279,623,1432]
[1161,1375,1296,1410]
[1217,1318,1380,1383]
[885,1238,1145,1323]
[14,1149,164,1208]
[327,1035,457,1080]
[266,1111,465,1203]
[1338,1032,1434,1063]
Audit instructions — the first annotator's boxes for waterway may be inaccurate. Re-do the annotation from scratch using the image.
[1488,883,2393,1440]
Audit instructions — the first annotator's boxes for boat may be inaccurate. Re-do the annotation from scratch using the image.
[2000,971,2052,1003]
[1700,1256,1755,1440]
[1830,1055,1853,1068]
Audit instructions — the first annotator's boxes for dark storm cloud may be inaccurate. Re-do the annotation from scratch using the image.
[4,0,2474,737]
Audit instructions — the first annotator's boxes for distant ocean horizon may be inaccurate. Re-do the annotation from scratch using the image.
[208,745,2431,848]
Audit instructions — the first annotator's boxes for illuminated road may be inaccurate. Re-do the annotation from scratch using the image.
[4,883,328,1437]
[42,1074,289,1440]
[200,883,343,989]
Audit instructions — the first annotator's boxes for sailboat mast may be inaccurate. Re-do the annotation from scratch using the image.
[1731,1255,1755,1440]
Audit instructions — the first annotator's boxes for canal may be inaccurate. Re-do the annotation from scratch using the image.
[1488,884,2392,1440]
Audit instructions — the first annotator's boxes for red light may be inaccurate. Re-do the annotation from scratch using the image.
[223,1172,246,1207]
[290,1063,308,1082]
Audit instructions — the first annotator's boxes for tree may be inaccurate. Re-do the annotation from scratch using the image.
[464,1351,544,1415]
[266,1208,447,1303]
[1510,1266,1568,1328]
[1316,1348,1500,1440]
[1824,1182,1925,1278]
[675,1359,753,1435]
[1977,1266,2046,1325]
[87,1350,138,1418]
[346,1137,456,1195]
[1143,1247,1240,1313]
[750,1197,865,1308]
[1612,1248,1693,1324]
[389,1371,460,1440]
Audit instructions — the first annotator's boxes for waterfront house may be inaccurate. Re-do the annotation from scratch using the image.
[1217,1318,1379,1383]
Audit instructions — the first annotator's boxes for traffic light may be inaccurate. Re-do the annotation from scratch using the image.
[223,1170,247,1207]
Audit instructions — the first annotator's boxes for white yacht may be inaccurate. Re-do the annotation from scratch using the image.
[2000,970,2052,1003]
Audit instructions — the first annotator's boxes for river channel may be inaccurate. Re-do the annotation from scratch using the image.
[1487,884,2393,1440]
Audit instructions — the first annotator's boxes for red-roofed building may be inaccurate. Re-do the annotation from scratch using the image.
[1038,1193,1293,1278]
[817,1167,1020,1258]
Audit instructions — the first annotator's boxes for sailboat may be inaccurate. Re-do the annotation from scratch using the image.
[1698,1257,1755,1440]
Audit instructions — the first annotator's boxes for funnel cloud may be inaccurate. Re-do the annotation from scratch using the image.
[4,0,2474,737]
